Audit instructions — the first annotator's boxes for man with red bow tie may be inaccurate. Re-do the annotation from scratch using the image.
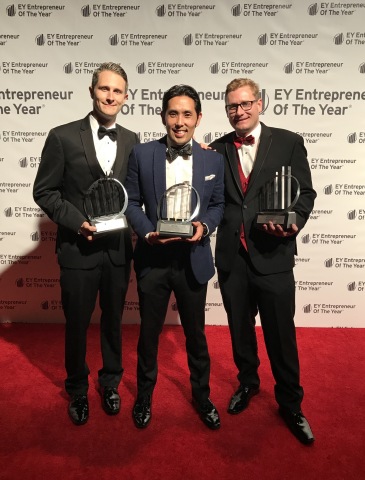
[210,78,317,445]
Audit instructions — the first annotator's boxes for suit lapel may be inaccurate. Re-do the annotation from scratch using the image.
[112,126,128,179]
[153,137,168,204]
[225,132,244,201]
[192,140,205,201]
[80,115,104,181]
[246,122,272,198]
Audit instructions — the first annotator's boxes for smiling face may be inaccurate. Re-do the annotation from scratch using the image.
[89,70,128,127]
[162,95,202,146]
[226,85,262,136]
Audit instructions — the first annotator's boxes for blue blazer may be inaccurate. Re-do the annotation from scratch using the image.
[125,136,225,284]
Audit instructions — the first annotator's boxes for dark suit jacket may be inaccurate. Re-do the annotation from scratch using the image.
[210,122,316,275]
[125,137,225,285]
[33,114,139,268]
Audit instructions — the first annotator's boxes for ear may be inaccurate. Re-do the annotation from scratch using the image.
[195,112,202,128]
[161,112,166,126]
[89,86,94,99]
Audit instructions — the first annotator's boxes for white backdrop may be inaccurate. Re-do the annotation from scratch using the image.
[0,0,364,327]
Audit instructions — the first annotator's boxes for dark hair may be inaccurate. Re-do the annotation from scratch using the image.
[91,62,128,91]
[162,84,202,116]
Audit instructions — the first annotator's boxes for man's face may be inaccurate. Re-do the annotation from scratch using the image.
[225,86,262,136]
[89,70,128,125]
[162,95,202,146]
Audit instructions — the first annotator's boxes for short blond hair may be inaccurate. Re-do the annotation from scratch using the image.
[225,78,260,101]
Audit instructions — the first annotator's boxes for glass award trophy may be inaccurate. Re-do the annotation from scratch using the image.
[255,166,300,231]
[84,177,128,235]
[156,181,200,238]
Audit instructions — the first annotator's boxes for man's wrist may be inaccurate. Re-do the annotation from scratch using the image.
[201,222,209,237]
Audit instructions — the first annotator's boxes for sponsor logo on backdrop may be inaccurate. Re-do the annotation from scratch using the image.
[0,299,27,311]
[6,3,65,17]
[271,88,363,117]
[284,61,343,75]
[311,157,356,171]
[325,258,365,269]
[184,33,242,47]
[295,280,333,292]
[110,34,167,47]
[81,4,140,18]
[203,132,229,143]
[1,62,48,75]
[297,131,333,146]
[347,132,365,143]
[333,32,365,46]
[347,281,365,291]
[35,33,93,47]
[0,34,19,46]
[302,303,356,314]
[231,3,292,17]
[323,184,365,196]
[0,89,73,116]
[12,207,44,219]
[301,233,357,245]
[308,3,363,16]
[209,61,269,76]
[119,87,228,116]
[0,183,31,194]
[41,300,63,311]
[156,3,215,17]
[295,257,311,264]
[347,209,365,220]
[15,277,59,288]
[140,131,164,143]
[136,61,193,75]
[309,209,333,221]
[124,301,140,312]
[0,254,42,265]
[17,156,41,168]
[259,33,318,46]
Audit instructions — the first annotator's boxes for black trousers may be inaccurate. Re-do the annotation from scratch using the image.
[218,246,304,411]
[61,252,130,396]
[136,247,210,403]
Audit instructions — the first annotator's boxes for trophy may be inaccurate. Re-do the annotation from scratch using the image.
[255,166,300,231]
[156,181,200,238]
[84,177,128,235]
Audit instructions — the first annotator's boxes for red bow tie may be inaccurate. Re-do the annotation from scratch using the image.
[234,135,255,148]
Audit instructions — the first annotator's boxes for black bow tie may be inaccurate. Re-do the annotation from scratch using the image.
[98,126,117,141]
[168,144,192,161]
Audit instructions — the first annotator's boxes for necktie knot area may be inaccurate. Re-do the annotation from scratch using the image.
[98,126,117,141]
[168,144,192,161]
[234,134,255,148]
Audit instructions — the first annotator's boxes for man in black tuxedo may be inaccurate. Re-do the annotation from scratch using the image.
[33,62,139,425]
[210,78,316,444]
[125,85,224,430]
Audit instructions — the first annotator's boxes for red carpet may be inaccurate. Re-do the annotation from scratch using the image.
[0,324,364,480]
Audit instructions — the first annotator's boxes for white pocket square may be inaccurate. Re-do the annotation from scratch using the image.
[205,174,215,181]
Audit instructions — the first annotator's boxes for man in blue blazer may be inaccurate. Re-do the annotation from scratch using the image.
[125,84,224,430]
[210,78,316,444]
[33,63,139,425]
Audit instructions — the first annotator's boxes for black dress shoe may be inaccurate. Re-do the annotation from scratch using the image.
[227,385,259,414]
[68,395,89,425]
[279,407,315,445]
[100,386,120,415]
[132,395,152,429]
[193,398,221,430]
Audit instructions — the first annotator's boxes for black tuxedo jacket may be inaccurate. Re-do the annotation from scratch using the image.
[33,114,139,268]
[210,122,316,275]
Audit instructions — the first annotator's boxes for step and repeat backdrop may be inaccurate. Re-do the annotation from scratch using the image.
[1,0,364,327]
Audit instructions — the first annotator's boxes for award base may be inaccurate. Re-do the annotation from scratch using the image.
[91,215,128,235]
[255,211,297,231]
[157,219,193,238]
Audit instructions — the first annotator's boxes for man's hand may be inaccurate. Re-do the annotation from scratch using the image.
[262,221,298,237]
[185,221,204,243]
[145,231,182,245]
[79,221,97,241]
